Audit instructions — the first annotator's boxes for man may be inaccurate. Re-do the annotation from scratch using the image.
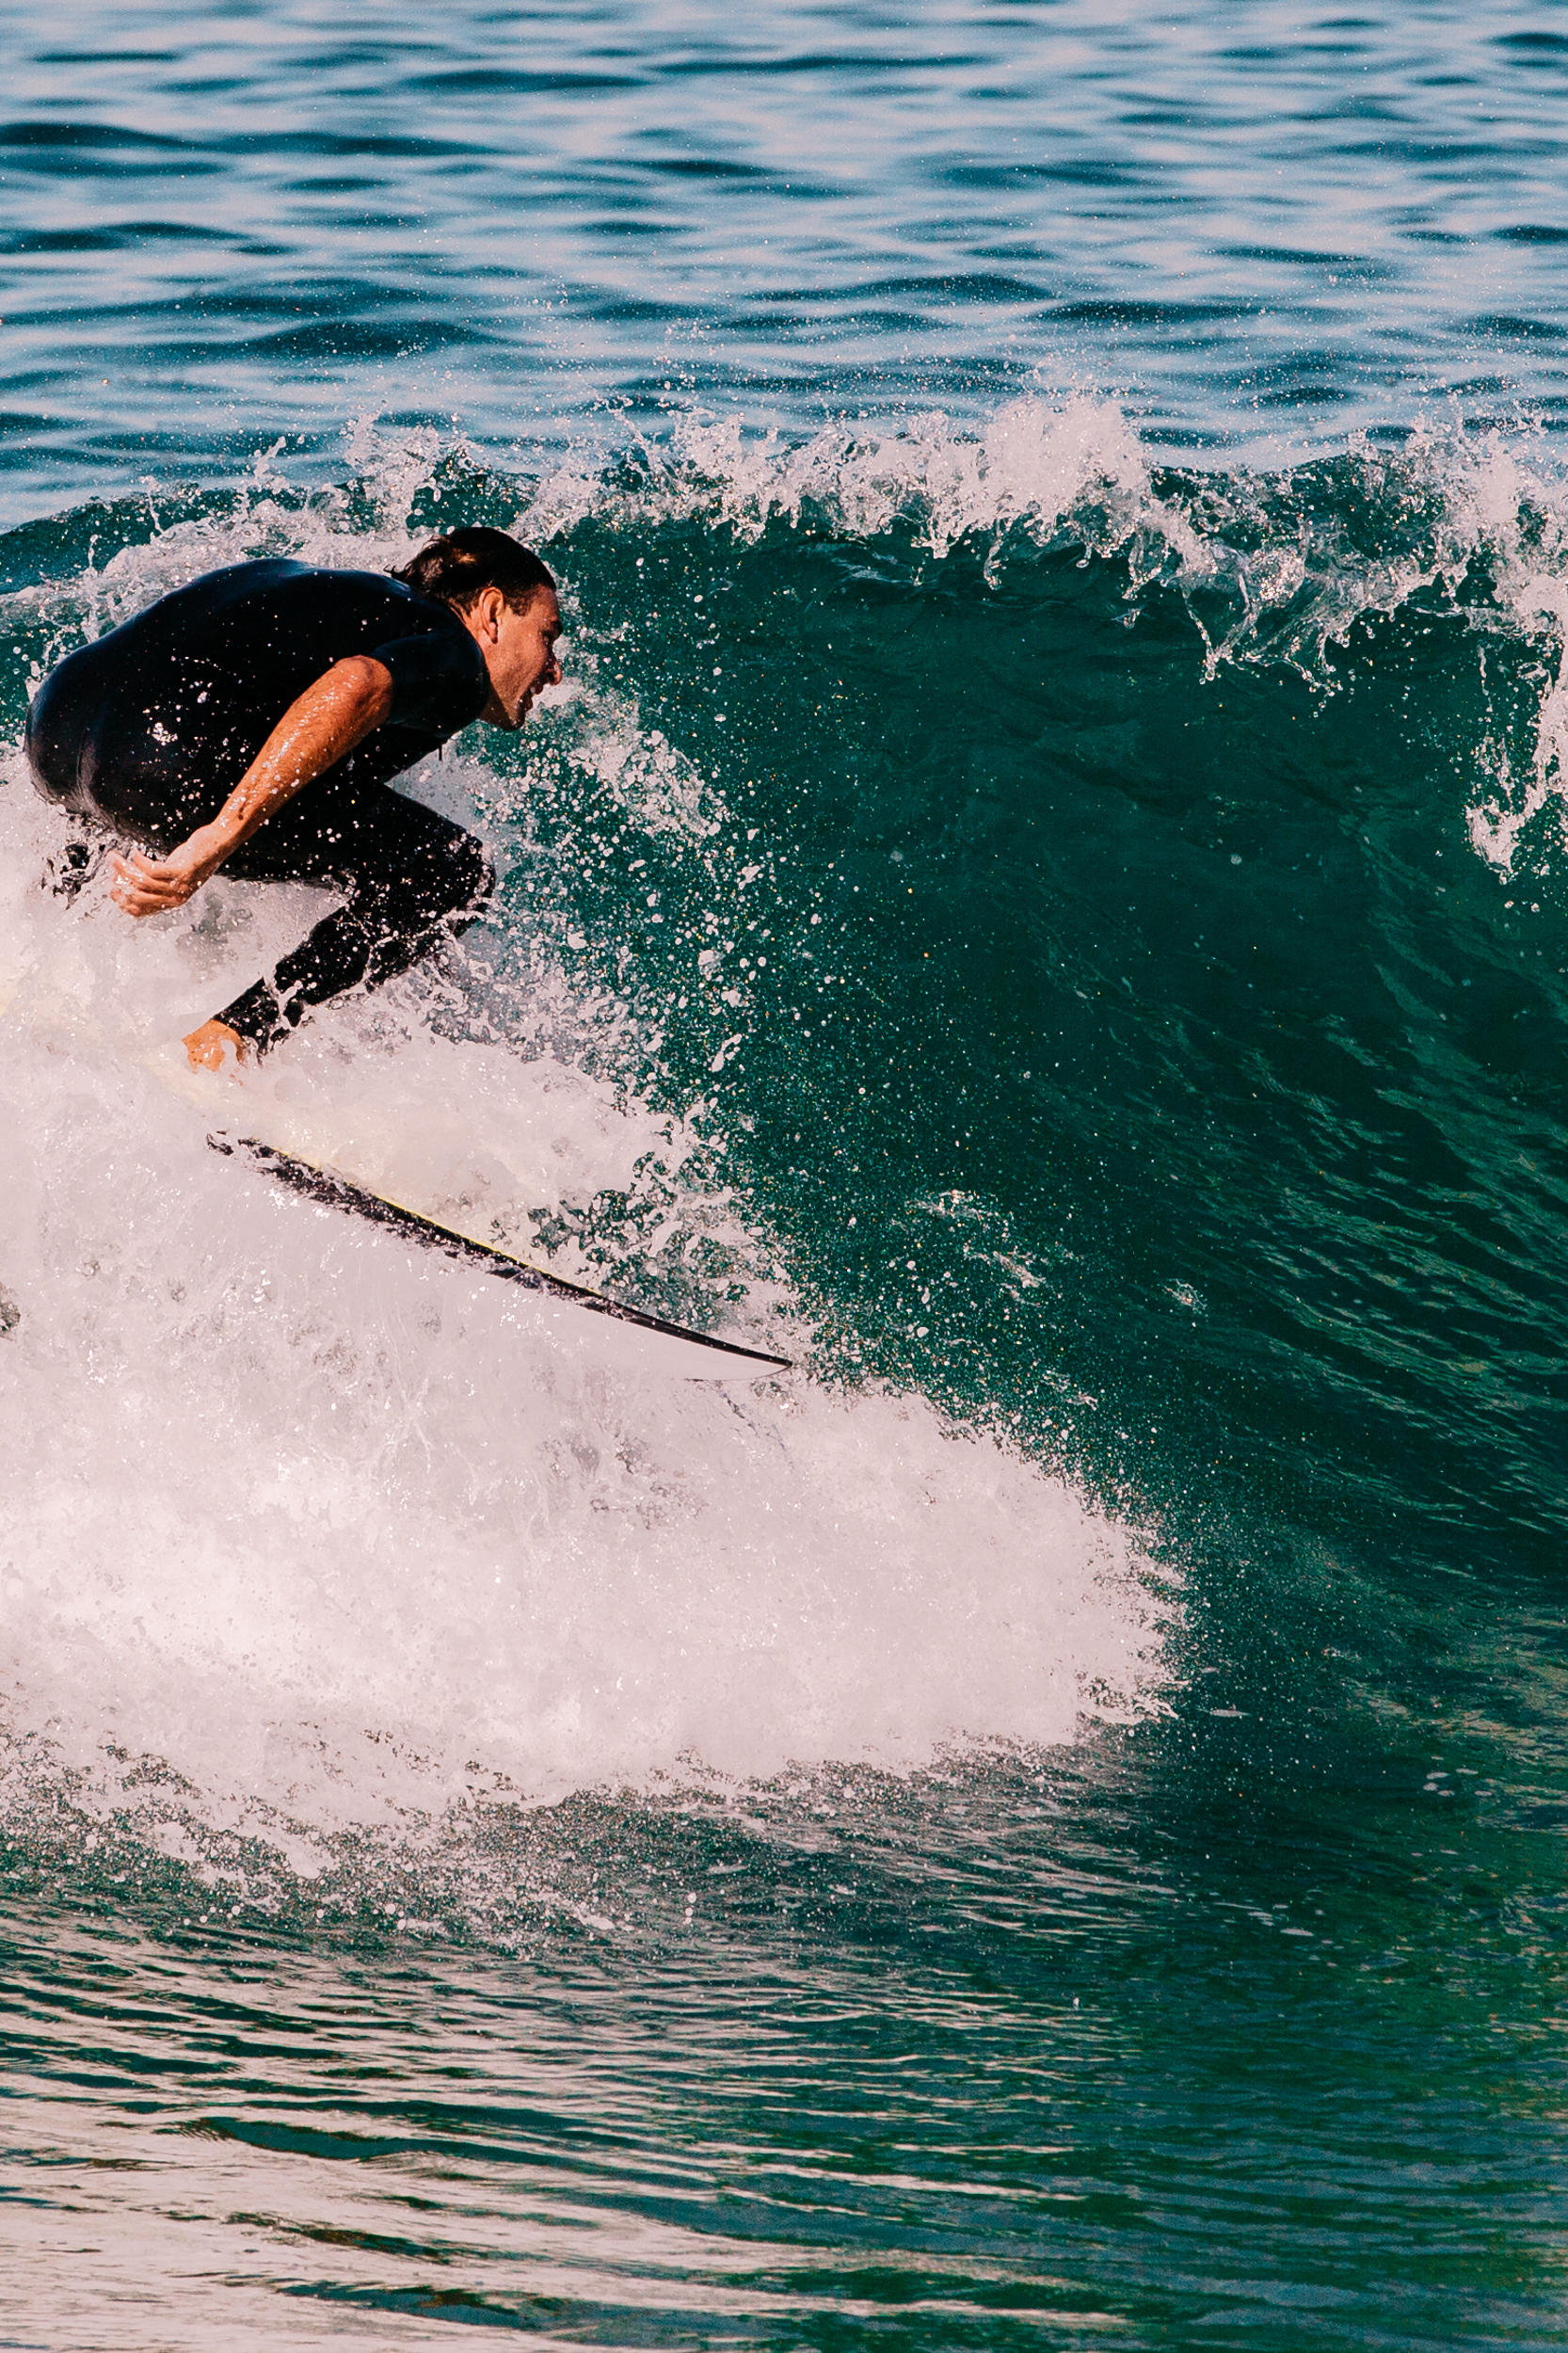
[25,525,563,1068]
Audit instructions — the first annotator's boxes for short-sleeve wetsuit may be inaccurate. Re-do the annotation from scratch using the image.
[25,558,495,1050]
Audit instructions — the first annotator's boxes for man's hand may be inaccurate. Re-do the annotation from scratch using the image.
[110,823,231,918]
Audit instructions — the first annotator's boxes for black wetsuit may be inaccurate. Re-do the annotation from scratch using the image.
[25,558,494,1049]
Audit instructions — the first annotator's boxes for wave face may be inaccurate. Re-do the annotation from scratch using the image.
[8,7,1568,2346]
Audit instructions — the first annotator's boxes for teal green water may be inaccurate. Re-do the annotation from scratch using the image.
[7,7,1568,2347]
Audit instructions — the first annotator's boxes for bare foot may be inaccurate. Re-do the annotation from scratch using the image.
[183,1017,252,1073]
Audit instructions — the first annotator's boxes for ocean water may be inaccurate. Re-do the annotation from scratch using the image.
[6,2,1568,2345]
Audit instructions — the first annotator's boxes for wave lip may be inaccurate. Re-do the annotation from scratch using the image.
[518,393,1154,557]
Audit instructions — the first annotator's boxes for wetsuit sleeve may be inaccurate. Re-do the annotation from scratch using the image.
[371,627,489,735]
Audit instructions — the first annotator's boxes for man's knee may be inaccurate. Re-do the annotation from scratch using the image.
[446,828,493,925]
[417,825,492,936]
[364,820,492,935]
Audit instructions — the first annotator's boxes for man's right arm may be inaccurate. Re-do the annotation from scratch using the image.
[110,655,394,919]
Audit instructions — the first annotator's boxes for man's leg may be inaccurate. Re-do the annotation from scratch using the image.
[212,783,493,1057]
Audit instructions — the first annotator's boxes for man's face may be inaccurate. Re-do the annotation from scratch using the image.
[466,585,563,729]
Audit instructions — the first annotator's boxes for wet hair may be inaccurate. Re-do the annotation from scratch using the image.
[390,526,556,614]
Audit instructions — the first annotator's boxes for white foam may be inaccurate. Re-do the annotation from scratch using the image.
[1466,568,1568,873]
[0,776,1171,1859]
[515,395,1153,559]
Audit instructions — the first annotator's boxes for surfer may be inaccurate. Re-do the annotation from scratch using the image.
[25,526,562,1068]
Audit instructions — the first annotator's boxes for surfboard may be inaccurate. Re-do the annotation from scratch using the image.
[210,1127,793,1371]
[0,986,793,1374]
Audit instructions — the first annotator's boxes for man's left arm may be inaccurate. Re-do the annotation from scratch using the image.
[110,654,394,918]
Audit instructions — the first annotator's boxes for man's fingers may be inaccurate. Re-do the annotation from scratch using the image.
[106,845,215,918]
[109,857,194,917]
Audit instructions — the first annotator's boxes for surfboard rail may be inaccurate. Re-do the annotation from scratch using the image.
[210,1132,794,1371]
